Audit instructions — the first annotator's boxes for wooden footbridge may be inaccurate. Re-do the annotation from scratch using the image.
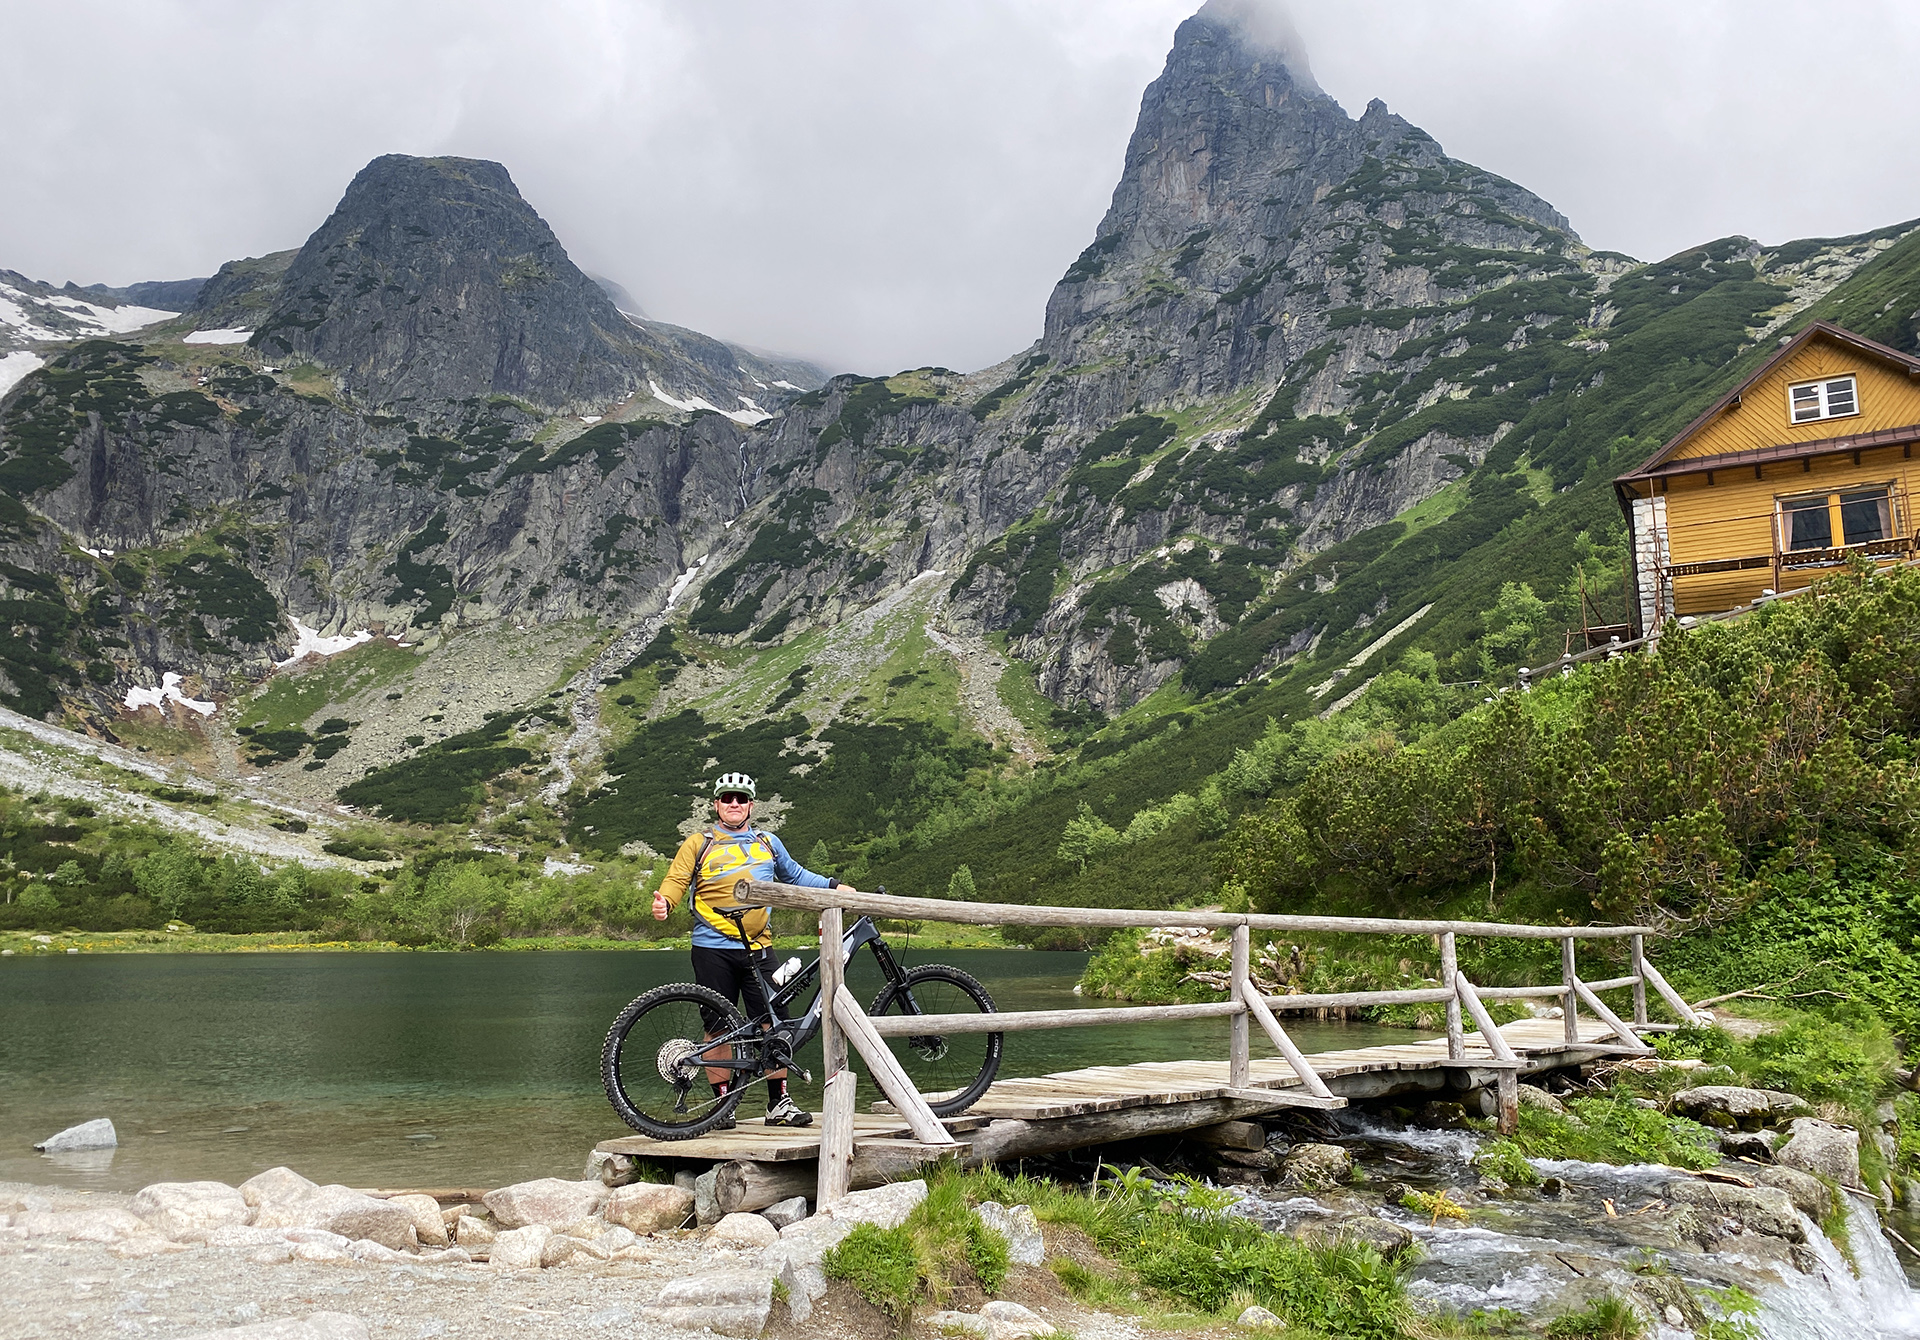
[596,886,1701,1216]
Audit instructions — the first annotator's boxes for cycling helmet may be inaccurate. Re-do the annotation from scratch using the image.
[713,772,757,800]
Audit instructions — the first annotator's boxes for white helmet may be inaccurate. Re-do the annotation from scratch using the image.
[713,772,757,799]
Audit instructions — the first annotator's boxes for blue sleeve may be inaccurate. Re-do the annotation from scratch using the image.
[767,833,833,888]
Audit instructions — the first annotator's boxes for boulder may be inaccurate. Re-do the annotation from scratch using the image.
[454,1216,495,1253]
[176,1314,369,1340]
[710,1212,780,1249]
[1238,1304,1285,1329]
[1515,1086,1567,1115]
[385,1193,447,1247]
[282,1228,351,1248]
[976,1202,1044,1266]
[34,1118,117,1151]
[584,1150,636,1187]
[978,1300,1053,1340]
[1718,1131,1778,1161]
[542,1233,592,1267]
[255,1186,414,1251]
[1292,1213,1415,1259]
[490,1223,552,1270]
[1666,1180,1804,1242]
[290,1240,351,1262]
[1752,1165,1833,1221]
[481,1178,610,1230]
[240,1167,318,1209]
[694,1169,721,1226]
[16,1208,152,1243]
[641,1268,775,1337]
[1778,1118,1862,1188]
[819,1178,926,1230]
[597,1225,638,1253]
[1672,1086,1811,1130]
[605,1181,695,1234]
[347,1238,408,1263]
[1281,1143,1353,1190]
[759,1215,854,1322]
[131,1181,250,1242]
[925,1313,989,1338]
[760,1196,809,1230]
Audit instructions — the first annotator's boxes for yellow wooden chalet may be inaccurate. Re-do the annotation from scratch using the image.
[1616,320,1920,635]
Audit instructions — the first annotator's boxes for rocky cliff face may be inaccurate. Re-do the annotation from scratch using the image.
[1,0,1912,800]
[249,155,814,419]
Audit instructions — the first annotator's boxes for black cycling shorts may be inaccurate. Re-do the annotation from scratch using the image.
[690,943,780,1032]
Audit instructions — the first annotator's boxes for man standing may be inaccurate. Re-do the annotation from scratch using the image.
[651,770,857,1128]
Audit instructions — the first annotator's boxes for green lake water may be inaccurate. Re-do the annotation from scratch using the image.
[0,948,1419,1192]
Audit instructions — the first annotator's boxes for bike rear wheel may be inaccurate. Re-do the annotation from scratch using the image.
[602,983,755,1139]
[868,963,1001,1116]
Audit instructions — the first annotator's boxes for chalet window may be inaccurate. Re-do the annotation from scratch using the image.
[1781,495,1832,550]
[1788,374,1859,424]
[1839,487,1891,544]
[1777,484,1895,556]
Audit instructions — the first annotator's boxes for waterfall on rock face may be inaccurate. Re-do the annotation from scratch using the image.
[1748,1195,1920,1340]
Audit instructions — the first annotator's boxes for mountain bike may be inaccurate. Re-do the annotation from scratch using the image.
[601,901,1002,1139]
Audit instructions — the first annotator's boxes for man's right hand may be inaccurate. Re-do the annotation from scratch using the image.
[652,891,669,920]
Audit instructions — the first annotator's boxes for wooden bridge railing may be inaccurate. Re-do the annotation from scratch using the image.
[741,881,1700,1207]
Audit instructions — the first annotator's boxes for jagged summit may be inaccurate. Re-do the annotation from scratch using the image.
[254,155,640,411]
[240,154,822,416]
[1193,0,1321,94]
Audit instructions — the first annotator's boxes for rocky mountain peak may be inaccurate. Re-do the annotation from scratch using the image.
[254,154,644,412]
[1191,0,1321,94]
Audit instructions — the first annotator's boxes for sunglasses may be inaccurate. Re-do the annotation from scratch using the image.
[716,794,752,805]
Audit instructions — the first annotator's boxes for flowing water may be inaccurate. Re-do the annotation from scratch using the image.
[0,947,1408,1192]
[1225,1114,1920,1340]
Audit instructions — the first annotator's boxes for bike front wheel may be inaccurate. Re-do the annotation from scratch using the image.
[868,963,1002,1116]
[602,983,754,1139]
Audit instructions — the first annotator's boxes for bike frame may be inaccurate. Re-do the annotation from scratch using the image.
[698,913,913,1082]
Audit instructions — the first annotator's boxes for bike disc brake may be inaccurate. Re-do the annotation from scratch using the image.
[909,1034,950,1062]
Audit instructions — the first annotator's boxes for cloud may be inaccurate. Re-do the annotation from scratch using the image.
[2,1,1918,375]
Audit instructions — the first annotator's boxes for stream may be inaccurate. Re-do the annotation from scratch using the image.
[1225,1114,1920,1340]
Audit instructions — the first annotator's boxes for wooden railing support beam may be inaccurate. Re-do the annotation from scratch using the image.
[1229,925,1251,1089]
[819,906,847,1076]
[1454,977,1521,1064]
[832,984,956,1147]
[1631,934,1649,1027]
[1573,976,1653,1054]
[816,1069,856,1208]
[1639,960,1703,1027]
[1440,931,1463,1062]
[1241,983,1335,1099]
[1561,937,1581,1045]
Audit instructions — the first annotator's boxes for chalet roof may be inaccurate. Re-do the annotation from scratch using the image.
[1617,320,1920,484]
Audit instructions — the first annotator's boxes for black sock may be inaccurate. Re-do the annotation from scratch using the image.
[768,1077,788,1103]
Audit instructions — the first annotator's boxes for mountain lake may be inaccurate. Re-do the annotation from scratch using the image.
[0,947,1415,1193]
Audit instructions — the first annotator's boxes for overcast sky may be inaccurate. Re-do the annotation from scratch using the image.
[5,1,1920,376]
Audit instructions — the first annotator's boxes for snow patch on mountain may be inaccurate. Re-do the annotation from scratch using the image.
[124,672,216,716]
[0,282,175,344]
[183,328,254,345]
[0,350,43,398]
[647,378,771,426]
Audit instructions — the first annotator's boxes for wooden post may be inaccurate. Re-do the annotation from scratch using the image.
[1561,936,1579,1045]
[832,984,955,1146]
[816,1069,856,1208]
[1440,931,1464,1062]
[819,906,847,1076]
[1630,934,1649,1027]
[1229,924,1251,1089]
[1241,985,1335,1099]
[1495,1069,1519,1135]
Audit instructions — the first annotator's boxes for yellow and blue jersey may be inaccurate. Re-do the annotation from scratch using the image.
[657,825,833,949]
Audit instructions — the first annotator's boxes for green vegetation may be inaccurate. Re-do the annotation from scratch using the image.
[1505,1093,1720,1171]
[821,1176,1008,1319]
[1544,1295,1647,1340]
[338,711,534,824]
[384,512,457,624]
[238,638,417,733]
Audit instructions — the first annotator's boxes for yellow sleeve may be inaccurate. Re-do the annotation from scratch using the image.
[657,834,705,912]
